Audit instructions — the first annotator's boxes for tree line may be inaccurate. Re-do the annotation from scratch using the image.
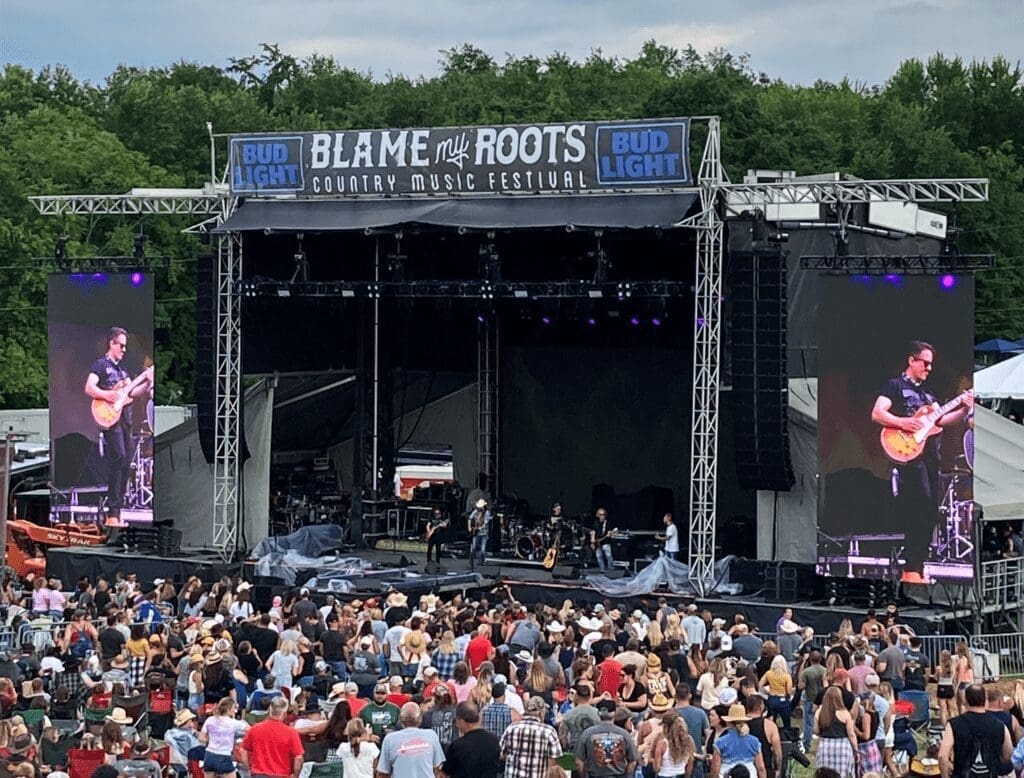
[0,43,1021,407]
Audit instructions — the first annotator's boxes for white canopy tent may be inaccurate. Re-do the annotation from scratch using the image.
[975,352,1024,400]
[758,378,1024,562]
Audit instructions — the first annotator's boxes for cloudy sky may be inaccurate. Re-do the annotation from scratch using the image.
[2,0,1020,87]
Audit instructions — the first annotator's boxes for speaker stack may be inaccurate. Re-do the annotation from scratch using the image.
[729,249,796,491]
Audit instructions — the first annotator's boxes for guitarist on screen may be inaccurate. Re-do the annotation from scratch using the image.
[870,340,972,582]
[83,327,153,526]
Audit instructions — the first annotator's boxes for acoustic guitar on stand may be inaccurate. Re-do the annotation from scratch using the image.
[91,366,153,429]
[879,390,972,463]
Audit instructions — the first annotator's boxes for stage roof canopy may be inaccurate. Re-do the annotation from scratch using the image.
[216,192,699,233]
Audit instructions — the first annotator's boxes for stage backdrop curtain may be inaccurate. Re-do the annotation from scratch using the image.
[153,380,273,549]
[215,192,698,233]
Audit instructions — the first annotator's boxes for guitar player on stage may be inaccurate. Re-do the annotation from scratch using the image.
[590,507,617,572]
[84,327,153,526]
[425,506,450,565]
[870,340,972,582]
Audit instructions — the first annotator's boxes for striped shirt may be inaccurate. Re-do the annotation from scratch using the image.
[499,717,561,778]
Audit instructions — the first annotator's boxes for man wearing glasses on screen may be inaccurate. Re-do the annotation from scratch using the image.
[84,327,153,526]
[871,340,973,583]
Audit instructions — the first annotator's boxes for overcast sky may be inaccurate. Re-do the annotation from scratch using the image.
[2,0,1020,88]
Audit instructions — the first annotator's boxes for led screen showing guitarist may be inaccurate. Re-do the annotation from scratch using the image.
[83,326,154,525]
[870,339,973,581]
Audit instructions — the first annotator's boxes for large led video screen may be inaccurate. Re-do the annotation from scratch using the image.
[48,273,155,526]
[817,274,975,583]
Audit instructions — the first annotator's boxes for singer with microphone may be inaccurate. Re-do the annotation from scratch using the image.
[870,340,972,582]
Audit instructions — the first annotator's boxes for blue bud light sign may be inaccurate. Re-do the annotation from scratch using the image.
[596,122,690,185]
[230,136,305,194]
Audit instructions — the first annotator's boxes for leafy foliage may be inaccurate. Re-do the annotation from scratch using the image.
[1,45,1021,406]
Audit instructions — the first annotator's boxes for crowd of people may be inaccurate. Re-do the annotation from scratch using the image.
[0,573,1021,778]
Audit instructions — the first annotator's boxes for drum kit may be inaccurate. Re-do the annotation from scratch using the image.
[503,515,590,562]
[124,430,153,510]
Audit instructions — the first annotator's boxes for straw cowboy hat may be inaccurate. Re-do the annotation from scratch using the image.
[420,593,440,612]
[405,631,427,653]
[106,708,134,726]
[722,704,751,723]
[205,651,223,665]
[387,591,409,607]
[174,709,197,727]
[647,654,662,671]
[649,692,673,713]
[329,682,349,699]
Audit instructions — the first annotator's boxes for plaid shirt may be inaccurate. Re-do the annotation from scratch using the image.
[431,648,459,680]
[500,717,561,778]
[482,701,513,741]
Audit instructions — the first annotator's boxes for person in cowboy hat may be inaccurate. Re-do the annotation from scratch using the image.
[710,704,765,778]
[467,498,492,569]
[164,708,201,773]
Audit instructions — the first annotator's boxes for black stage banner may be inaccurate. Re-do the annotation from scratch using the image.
[229,118,692,197]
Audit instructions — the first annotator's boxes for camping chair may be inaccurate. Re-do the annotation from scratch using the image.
[307,764,344,778]
[41,729,76,769]
[67,748,106,778]
[83,702,112,734]
[899,689,933,730]
[19,707,46,737]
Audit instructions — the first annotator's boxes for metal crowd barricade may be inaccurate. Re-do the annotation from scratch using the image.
[979,557,1024,609]
[914,633,1024,680]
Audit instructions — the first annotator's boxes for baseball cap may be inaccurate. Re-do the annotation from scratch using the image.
[865,673,881,687]
[526,696,548,714]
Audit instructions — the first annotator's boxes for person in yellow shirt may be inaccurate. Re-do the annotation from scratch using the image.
[759,655,794,729]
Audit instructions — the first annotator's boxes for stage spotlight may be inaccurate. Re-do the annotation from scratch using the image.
[541,315,552,326]
[629,315,641,326]
[650,298,668,326]
[130,272,144,287]
[133,232,147,259]
[941,274,956,289]
[586,316,597,327]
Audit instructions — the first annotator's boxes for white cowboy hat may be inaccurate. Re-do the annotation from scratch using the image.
[577,616,601,631]
[780,619,800,634]
[475,498,487,509]
[105,707,133,725]
[546,620,566,633]
[515,649,534,664]
[236,582,252,592]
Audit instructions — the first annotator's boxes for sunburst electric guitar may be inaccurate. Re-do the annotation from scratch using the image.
[91,366,153,429]
[879,390,971,463]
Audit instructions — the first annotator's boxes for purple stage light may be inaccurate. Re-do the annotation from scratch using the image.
[941,274,956,289]
[696,317,706,328]
[884,274,900,282]
[476,313,486,323]
[541,316,552,325]
[651,317,662,327]
[586,317,597,327]
[629,316,640,326]
[130,272,143,286]
[91,273,106,282]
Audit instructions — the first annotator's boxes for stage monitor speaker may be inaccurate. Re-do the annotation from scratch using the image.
[196,252,250,465]
[729,249,796,491]
[424,563,449,575]
[551,565,581,580]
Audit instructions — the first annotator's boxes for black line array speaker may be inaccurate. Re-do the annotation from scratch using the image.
[729,249,796,491]
[196,253,249,465]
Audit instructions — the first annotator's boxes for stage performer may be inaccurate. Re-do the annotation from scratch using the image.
[870,340,971,582]
[84,327,152,526]
[656,512,680,561]
[590,507,616,572]
[467,498,491,569]
[425,506,450,565]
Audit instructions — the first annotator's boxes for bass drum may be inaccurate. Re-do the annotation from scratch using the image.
[515,536,536,559]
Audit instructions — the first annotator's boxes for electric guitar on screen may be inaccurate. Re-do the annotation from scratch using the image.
[91,365,154,429]
[879,390,972,463]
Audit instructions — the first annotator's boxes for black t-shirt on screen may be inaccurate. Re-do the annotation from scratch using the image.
[881,376,939,461]
[90,356,131,425]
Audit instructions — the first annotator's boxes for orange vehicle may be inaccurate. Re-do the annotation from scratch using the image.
[5,520,106,579]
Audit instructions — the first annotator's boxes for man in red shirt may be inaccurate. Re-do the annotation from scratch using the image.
[239,696,304,778]
[596,645,623,699]
[465,624,495,675]
[386,675,412,707]
[422,666,458,701]
[330,681,368,718]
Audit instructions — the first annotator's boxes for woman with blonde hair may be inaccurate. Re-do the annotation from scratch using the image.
[696,657,730,711]
[836,618,854,642]
[814,686,859,778]
[524,658,554,707]
[652,709,696,778]
[647,620,664,650]
[338,718,380,778]
[664,613,684,642]
[199,696,249,778]
[472,662,496,709]
[266,639,302,694]
[430,629,460,681]
[935,649,956,723]
[759,654,794,729]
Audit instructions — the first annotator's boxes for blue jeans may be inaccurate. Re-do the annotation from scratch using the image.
[802,698,814,750]
[596,544,614,571]
[329,660,349,680]
[470,534,488,567]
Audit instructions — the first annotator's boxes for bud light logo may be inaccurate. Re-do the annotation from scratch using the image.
[230,136,304,193]
[595,122,690,186]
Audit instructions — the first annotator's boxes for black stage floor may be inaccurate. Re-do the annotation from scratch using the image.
[46,544,962,635]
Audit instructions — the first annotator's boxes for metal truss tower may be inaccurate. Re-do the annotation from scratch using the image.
[477,316,500,496]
